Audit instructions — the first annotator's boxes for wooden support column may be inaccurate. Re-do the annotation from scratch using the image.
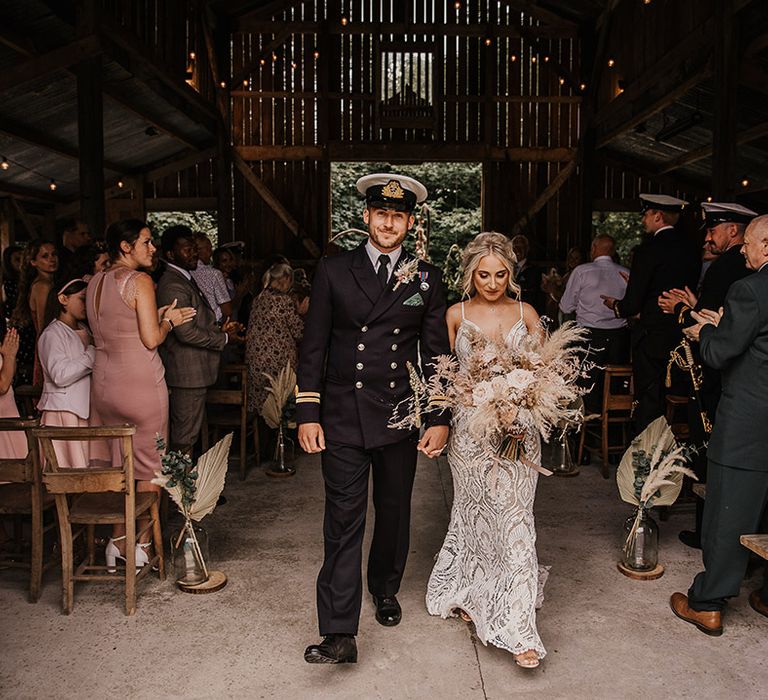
[75,1,105,237]
[576,22,599,249]
[712,0,738,199]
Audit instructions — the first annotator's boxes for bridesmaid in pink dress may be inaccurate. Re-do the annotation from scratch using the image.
[0,328,27,459]
[87,220,196,570]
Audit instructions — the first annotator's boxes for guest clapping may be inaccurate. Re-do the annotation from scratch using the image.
[37,278,95,468]
[0,328,27,459]
[87,220,195,570]
[245,262,304,416]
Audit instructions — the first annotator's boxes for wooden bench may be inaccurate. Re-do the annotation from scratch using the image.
[740,534,768,561]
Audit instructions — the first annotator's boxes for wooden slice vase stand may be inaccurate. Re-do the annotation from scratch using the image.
[617,561,665,580]
[177,570,228,593]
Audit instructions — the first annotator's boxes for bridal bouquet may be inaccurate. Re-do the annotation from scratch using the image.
[389,321,590,457]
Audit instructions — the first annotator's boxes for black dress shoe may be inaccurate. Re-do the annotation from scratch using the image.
[372,594,402,626]
[678,530,702,549]
[304,634,357,664]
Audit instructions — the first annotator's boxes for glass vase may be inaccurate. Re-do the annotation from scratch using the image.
[621,509,659,571]
[171,521,210,586]
[552,433,577,476]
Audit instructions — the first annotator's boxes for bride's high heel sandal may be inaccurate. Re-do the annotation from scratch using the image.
[105,536,150,573]
[513,650,540,669]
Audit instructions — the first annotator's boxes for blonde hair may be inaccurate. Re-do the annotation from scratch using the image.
[461,232,520,299]
[262,262,293,290]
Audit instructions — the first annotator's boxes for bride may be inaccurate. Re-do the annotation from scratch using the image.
[426,232,547,669]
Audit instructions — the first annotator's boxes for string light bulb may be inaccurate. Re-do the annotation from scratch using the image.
[558,77,565,86]
[340,16,348,26]
[454,1,461,9]
[741,177,750,188]
[117,180,124,189]
[189,52,196,60]
[531,55,537,64]
[1,157,9,170]
[219,81,226,89]
[291,62,297,70]
[242,79,248,87]
[49,179,57,191]
[543,55,550,63]
[607,58,615,68]
[510,53,518,62]
[259,58,266,66]
[272,52,278,62]
[313,50,320,59]
[706,196,713,202]
[643,0,652,4]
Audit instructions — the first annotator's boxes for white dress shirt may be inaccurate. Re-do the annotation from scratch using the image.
[559,256,629,329]
[365,240,402,282]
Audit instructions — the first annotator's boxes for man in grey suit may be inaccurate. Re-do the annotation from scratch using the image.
[671,214,768,635]
[157,225,241,455]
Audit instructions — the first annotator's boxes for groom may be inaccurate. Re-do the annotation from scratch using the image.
[297,173,451,664]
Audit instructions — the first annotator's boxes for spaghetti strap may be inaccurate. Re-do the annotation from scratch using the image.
[461,301,466,320]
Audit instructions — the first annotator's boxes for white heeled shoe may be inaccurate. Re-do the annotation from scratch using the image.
[105,536,150,573]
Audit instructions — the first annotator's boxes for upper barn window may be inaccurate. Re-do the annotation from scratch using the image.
[377,43,437,130]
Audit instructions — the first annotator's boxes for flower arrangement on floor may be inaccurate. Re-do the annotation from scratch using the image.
[389,321,590,475]
[617,416,696,573]
[260,361,297,476]
[153,433,233,587]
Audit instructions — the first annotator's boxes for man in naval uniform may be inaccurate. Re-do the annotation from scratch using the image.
[671,213,768,635]
[297,174,451,664]
[658,202,755,548]
[601,194,700,434]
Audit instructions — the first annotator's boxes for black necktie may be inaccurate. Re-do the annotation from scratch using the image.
[377,254,390,289]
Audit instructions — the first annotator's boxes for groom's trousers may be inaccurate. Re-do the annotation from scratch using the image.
[317,434,418,635]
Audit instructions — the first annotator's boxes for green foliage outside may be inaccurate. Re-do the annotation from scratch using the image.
[592,211,642,267]
[146,210,218,245]
[331,162,482,301]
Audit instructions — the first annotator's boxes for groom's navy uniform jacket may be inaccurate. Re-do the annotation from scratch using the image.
[296,240,450,636]
[296,242,450,447]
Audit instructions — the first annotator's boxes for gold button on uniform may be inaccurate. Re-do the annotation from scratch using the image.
[361,326,368,332]
[390,381,396,388]
[391,344,398,351]
[355,381,363,389]
[390,362,397,369]
[393,328,401,335]
[357,343,365,351]
[356,362,364,370]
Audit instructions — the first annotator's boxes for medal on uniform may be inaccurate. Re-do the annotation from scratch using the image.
[419,270,430,291]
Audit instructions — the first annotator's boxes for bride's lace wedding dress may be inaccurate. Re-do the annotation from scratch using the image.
[426,303,547,659]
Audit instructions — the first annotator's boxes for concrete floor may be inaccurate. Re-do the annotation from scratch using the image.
[1,445,767,700]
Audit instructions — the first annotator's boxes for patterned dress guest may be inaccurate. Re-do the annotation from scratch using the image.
[245,263,305,415]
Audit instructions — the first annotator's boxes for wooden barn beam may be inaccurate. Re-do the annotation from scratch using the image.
[0,27,38,56]
[101,83,212,151]
[659,121,768,175]
[0,116,125,173]
[598,150,708,195]
[236,144,576,162]
[0,182,64,203]
[146,197,218,211]
[595,19,714,148]
[144,147,218,183]
[233,20,577,39]
[712,0,738,199]
[511,160,577,236]
[232,150,320,257]
[236,0,306,22]
[97,19,218,133]
[11,199,40,240]
[0,35,102,93]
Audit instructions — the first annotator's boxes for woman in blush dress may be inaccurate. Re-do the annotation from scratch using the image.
[425,232,548,670]
[87,220,195,570]
[37,278,95,468]
[0,328,27,459]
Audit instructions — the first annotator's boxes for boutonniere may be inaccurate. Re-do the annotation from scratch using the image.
[393,258,419,290]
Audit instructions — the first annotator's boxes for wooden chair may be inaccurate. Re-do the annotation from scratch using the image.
[33,424,165,615]
[202,364,259,480]
[14,385,42,417]
[665,394,690,441]
[578,364,634,478]
[0,418,57,602]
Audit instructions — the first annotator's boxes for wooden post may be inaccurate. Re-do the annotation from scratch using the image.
[76,0,105,237]
[712,0,737,199]
[214,15,233,244]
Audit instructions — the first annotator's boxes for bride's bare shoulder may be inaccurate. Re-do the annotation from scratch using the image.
[446,302,463,322]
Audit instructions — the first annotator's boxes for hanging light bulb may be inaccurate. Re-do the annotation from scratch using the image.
[558,77,565,86]
[454,1,461,9]
[272,52,278,62]
[741,176,750,188]
[291,61,297,70]
[259,58,266,66]
[340,16,348,26]
[510,53,518,62]
[706,196,713,202]
[484,37,492,47]
[1,157,9,170]
[543,54,550,63]
[531,55,537,64]
[219,80,227,89]
[643,0,652,5]
[242,78,248,87]
[579,82,587,91]
[117,180,125,189]
[607,58,615,68]
[49,179,57,191]
[313,50,320,60]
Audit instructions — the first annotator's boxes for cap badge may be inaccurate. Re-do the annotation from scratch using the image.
[381,179,405,199]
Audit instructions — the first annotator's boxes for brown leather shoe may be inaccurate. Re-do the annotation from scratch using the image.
[749,590,768,619]
[670,592,723,636]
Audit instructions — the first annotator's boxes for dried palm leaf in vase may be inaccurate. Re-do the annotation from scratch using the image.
[616,416,697,572]
[153,433,233,587]
[260,361,298,476]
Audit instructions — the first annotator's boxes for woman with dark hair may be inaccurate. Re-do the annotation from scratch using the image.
[37,278,95,468]
[87,219,195,569]
[10,241,58,386]
[67,242,110,281]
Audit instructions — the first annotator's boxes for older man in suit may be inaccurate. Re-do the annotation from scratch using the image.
[297,173,450,664]
[157,226,240,455]
[670,213,768,636]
